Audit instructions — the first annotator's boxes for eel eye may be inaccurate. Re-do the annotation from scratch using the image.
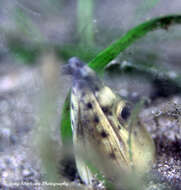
[121,105,131,120]
[116,101,131,121]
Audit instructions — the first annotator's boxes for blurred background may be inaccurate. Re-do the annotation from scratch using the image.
[0,0,181,190]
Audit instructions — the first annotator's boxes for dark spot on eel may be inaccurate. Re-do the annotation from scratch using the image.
[118,125,121,130]
[100,130,108,138]
[94,115,99,123]
[87,102,93,109]
[102,106,109,113]
[102,106,112,115]
[109,152,116,159]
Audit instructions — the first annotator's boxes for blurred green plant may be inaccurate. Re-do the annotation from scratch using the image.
[7,0,96,64]
[14,7,44,42]
[60,92,72,144]
[7,37,41,64]
[77,0,94,48]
